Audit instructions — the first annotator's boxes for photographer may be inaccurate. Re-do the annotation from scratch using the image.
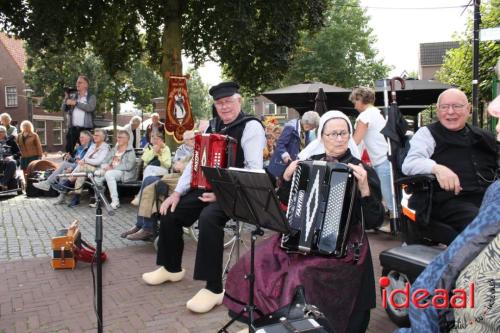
[0,125,20,190]
[61,75,96,155]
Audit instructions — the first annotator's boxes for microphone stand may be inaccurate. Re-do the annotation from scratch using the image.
[87,173,114,333]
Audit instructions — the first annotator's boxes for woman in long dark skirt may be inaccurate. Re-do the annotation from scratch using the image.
[224,111,385,333]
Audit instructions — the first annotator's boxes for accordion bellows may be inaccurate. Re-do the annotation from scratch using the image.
[190,133,236,190]
[282,161,356,257]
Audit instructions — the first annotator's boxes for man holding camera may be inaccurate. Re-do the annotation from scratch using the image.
[61,75,96,155]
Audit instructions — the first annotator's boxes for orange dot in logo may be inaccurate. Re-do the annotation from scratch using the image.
[379,276,390,288]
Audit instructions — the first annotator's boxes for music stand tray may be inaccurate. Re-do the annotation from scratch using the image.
[202,166,288,333]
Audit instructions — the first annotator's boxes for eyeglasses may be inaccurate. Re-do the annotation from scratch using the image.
[214,99,236,107]
[117,136,127,139]
[438,104,467,111]
[323,131,349,139]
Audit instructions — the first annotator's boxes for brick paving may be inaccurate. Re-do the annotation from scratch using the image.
[0,192,401,333]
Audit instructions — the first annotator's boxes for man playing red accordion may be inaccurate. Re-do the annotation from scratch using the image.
[142,81,266,314]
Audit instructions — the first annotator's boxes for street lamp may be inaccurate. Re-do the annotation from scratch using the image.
[24,87,34,123]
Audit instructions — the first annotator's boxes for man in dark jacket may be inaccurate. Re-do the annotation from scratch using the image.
[141,82,266,314]
[0,125,20,190]
[402,88,498,234]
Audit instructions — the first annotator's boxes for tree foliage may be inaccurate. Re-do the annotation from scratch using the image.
[0,0,328,94]
[279,0,390,88]
[186,68,212,120]
[436,0,499,101]
[24,46,114,114]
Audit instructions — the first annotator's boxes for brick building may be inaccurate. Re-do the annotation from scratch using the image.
[0,32,66,152]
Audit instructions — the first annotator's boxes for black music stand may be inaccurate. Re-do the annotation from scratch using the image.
[202,167,288,333]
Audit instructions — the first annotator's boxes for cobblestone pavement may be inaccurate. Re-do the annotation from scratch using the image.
[0,193,400,332]
[0,194,140,261]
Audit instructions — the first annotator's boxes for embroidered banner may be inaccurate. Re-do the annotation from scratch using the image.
[165,75,194,142]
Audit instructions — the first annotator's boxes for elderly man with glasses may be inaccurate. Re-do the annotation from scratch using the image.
[141,82,266,314]
[402,88,498,234]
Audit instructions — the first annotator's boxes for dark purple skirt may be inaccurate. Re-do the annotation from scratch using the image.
[224,227,372,333]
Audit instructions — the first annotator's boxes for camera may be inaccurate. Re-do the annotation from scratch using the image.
[64,87,78,100]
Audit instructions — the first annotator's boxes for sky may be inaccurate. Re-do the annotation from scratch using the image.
[361,0,471,76]
[195,0,472,86]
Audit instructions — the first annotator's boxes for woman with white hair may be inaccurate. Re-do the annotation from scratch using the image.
[267,110,320,178]
[224,111,384,333]
[124,115,142,149]
[0,113,17,138]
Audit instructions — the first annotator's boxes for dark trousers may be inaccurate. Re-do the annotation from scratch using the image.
[65,126,92,154]
[156,189,230,283]
[0,159,17,187]
[431,191,483,233]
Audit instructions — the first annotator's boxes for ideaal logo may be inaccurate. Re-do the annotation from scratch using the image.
[379,276,475,309]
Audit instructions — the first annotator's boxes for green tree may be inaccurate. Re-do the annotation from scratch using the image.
[129,60,163,113]
[186,68,212,120]
[436,0,499,101]
[280,0,390,88]
[24,45,114,114]
[0,0,328,94]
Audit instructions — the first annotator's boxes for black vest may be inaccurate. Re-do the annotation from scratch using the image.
[206,112,262,168]
[427,122,497,192]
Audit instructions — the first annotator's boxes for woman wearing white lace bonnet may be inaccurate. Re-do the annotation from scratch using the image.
[298,110,360,160]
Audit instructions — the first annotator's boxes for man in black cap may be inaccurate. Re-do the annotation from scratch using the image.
[142,81,266,314]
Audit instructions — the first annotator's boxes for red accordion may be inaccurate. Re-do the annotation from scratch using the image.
[190,133,237,190]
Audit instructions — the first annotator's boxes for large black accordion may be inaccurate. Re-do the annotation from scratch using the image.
[282,160,357,257]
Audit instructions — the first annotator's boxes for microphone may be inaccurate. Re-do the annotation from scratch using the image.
[57,172,92,178]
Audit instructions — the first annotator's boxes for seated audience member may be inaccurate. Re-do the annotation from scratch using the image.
[93,130,137,209]
[141,81,266,314]
[141,133,171,179]
[124,116,142,149]
[224,111,384,333]
[145,112,165,144]
[0,125,20,190]
[268,111,320,178]
[172,130,195,173]
[65,129,111,207]
[130,133,171,206]
[402,88,498,233]
[121,174,165,240]
[0,113,18,138]
[34,131,93,194]
[396,94,500,333]
[16,120,43,172]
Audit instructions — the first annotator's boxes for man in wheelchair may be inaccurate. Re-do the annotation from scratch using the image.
[0,125,20,191]
[402,88,498,241]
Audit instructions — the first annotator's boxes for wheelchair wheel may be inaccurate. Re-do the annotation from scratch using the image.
[381,268,411,328]
[188,219,242,248]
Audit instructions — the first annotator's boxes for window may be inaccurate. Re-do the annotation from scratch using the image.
[278,106,288,115]
[34,120,46,146]
[53,121,63,145]
[5,86,17,107]
[265,103,277,115]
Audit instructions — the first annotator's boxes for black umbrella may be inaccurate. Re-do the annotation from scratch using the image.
[262,81,353,116]
[314,88,328,115]
[374,79,451,114]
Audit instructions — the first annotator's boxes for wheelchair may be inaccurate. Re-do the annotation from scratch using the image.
[0,148,23,197]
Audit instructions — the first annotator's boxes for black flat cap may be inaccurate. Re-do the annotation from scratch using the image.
[209,81,240,100]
